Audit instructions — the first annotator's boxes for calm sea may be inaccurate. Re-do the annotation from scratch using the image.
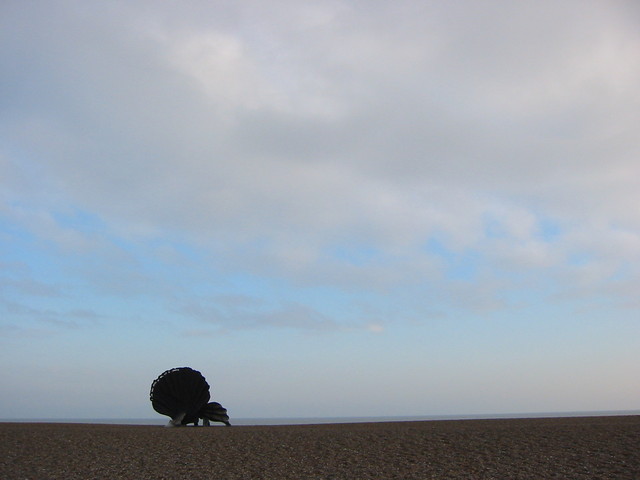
[3,410,639,426]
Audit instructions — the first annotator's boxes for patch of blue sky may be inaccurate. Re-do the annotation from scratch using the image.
[482,209,563,242]
[1,238,64,290]
[0,212,37,245]
[567,252,594,267]
[2,209,106,282]
[424,237,480,281]
[223,271,358,319]
[496,282,555,313]
[325,244,382,266]
[50,208,108,234]
[45,207,215,275]
[482,214,508,239]
[3,250,175,332]
[608,262,634,283]
[537,217,562,241]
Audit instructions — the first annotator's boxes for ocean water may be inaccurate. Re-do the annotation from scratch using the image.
[3,410,639,426]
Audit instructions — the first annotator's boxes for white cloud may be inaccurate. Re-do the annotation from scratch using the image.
[1,0,639,313]
[176,297,342,332]
[366,323,384,334]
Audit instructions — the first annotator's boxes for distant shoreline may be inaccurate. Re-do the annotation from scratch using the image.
[3,409,639,426]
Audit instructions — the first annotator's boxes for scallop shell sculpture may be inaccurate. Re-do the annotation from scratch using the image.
[150,367,230,426]
[200,401,231,426]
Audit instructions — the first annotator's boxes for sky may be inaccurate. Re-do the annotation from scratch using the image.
[1,0,639,420]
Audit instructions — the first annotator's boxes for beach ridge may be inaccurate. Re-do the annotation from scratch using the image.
[1,415,638,479]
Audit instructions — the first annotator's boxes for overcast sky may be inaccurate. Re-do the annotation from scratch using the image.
[1,0,639,420]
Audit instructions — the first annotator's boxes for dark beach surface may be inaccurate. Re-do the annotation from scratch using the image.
[1,415,638,479]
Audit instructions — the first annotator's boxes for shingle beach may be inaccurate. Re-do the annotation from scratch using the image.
[1,415,638,479]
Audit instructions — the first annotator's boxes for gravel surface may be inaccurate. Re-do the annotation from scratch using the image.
[1,416,638,479]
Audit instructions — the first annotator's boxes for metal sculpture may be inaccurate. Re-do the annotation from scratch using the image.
[150,367,231,426]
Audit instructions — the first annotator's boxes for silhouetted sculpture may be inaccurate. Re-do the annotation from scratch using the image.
[150,367,231,426]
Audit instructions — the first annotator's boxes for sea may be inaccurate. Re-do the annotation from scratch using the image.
[3,410,639,426]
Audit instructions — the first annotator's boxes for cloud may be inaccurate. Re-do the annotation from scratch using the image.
[175,294,349,333]
[1,0,639,317]
[366,323,384,334]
